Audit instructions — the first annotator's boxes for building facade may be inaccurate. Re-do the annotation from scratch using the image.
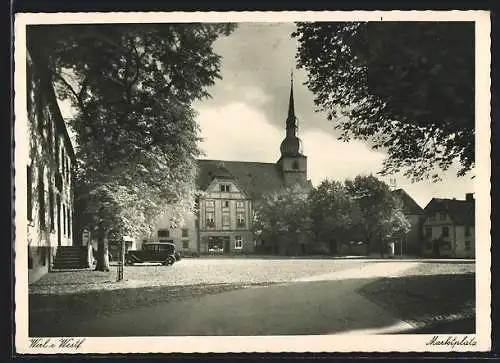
[25,48,76,283]
[422,193,475,258]
[391,188,425,256]
[152,75,311,255]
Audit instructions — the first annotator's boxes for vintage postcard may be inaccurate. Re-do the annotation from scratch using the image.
[14,10,491,354]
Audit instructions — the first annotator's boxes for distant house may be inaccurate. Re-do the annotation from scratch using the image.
[25,47,76,283]
[422,193,475,258]
[391,189,425,256]
[150,76,312,255]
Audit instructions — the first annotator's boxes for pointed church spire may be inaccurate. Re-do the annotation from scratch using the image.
[288,69,295,120]
[287,70,296,130]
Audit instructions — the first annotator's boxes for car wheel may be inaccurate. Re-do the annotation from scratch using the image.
[164,256,175,266]
[125,257,134,266]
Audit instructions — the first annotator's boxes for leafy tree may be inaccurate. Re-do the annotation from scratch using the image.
[345,175,410,256]
[253,185,313,255]
[27,23,235,270]
[293,22,474,181]
[309,179,360,255]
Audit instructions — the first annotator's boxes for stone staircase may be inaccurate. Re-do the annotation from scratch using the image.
[52,246,90,270]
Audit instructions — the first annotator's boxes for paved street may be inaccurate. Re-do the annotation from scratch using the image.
[29,259,475,336]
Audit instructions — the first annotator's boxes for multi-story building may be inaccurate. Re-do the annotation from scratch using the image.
[24,47,76,283]
[151,76,311,255]
[422,193,475,258]
[391,188,425,256]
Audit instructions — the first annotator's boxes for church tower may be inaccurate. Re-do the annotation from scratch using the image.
[277,72,307,187]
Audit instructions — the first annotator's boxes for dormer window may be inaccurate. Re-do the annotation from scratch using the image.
[220,184,230,192]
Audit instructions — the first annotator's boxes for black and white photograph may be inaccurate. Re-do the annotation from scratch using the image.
[14,11,490,353]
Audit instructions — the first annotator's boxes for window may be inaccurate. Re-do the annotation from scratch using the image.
[68,210,71,237]
[48,122,53,154]
[425,227,432,239]
[442,226,449,238]
[182,228,189,237]
[220,184,230,192]
[236,201,245,209]
[38,168,45,230]
[440,212,446,221]
[429,214,436,222]
[62,148,65,175]
[223,200,230,208]
[235,236,243,249]
[237,212,245,228]
[182,240,189,249]
[48,187,55,231]
[40,248,46,266]
[158,229,170,238]
[27,164,33,221]
[206,200,215,209]
[63,204,66,236]
[465,240,471,251]
[66,157,71,182]
[222,212,230,228]
[292,160,299,170]
[206,211,215,228]
[465,226,471,237]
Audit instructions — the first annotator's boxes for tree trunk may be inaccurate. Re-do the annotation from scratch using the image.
[379,233,385,258]
[95,223,110,271]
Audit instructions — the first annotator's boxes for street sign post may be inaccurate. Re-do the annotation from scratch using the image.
[117,237,125,281]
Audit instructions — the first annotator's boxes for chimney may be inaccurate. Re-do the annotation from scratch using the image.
[465,193,474,201]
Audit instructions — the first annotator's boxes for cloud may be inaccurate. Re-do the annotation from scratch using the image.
[302,130,386,185]
[196,102,389,183]
[196,102,282,162]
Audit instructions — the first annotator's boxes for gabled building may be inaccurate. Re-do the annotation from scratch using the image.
[151,75,311,255]
[422,193,475,258]
[25,47,76,283]
[391,188,425,256]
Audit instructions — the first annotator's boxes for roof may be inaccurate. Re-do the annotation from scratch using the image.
[391,189,424,215]
[196,159,288,199]
[424,197,475,226]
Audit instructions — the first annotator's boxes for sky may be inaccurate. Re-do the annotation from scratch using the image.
[191,22,475,208]
[58,22,475,209]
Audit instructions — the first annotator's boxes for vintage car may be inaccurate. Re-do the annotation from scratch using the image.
[125,242,179,266]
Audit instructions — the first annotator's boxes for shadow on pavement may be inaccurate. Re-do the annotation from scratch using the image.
[358,273,475,334]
